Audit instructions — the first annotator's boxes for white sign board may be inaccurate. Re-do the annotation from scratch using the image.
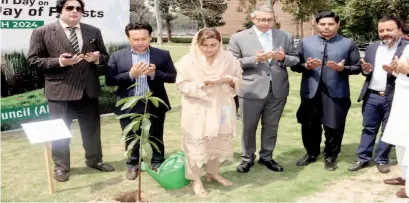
[0,0,130,52]
[22,119,72,144]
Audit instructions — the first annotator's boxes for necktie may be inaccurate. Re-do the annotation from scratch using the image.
[260,32,273,80]
[67,27,80,54]
[260,32,273,53]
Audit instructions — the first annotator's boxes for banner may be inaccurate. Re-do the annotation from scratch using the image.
[0,0,130,131]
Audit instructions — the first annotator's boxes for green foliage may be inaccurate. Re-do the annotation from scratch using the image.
[282,0,329,23]
[115,90,168,170]
[1,77,117,131]
[2,51,43,96]
[329,0,409,45]
[176,0,228,28]
[148,0,178,22]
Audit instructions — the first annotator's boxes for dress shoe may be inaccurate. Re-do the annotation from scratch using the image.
[296,154,318,166]
[384,177,406,186]
[258,159,284,172]
[396,187,408,198]
[151,162,162,171]
[87,162,115,172]
[348,161,369,172]
[236,160,254,173]
[54,169,69,182]
[126,168,138,180]
[376,163,390,174]
[324,157,338,171]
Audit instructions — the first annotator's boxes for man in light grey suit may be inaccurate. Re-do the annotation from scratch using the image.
[228,3,299,173]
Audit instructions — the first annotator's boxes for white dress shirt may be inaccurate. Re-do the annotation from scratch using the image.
[368,41,399,91]
[253,26,273,63]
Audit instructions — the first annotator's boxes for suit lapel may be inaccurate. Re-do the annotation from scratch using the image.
[149,46,156,66]
[388,39,407,78]
[270,29,280,65]
[148,47,156,87]
[271,29,280,51]
[369,43,380,73]
[124,48,133,72]
[248,28,264,53]
[395,39,407,58]
[53,21,74,53]
[80,23,91,53]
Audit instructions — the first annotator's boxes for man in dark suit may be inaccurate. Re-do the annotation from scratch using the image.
[27,0,114,182]
[348,16,409,173]
[105,22,176,180]
[290,11,361,171]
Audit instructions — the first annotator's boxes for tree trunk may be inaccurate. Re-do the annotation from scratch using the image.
[199,0,208,28]
[295,20,300,39]
[153,0,163,45]
[166,19,173,42]
[311,14,315,35]
[300,18,304,38]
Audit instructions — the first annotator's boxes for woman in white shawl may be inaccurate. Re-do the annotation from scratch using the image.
[382,45,409,198]
[175,28,242,197]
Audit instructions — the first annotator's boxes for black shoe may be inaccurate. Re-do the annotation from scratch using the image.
[87,162,115,172]
[324,157,338,171]
[296,154,318,166]
[236,160,254,173]
[348,161,369,172]
[126,168,138,180]
[258,159,284,172]
[151,162,162,171]
[54,169,69,182]
[376,163,390,174]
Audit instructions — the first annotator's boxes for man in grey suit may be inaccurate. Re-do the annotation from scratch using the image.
[27,0,114,182]
[228,3,299,173]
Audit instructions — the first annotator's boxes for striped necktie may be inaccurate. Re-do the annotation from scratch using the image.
[67,27,80,54]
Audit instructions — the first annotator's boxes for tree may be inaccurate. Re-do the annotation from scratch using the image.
[327,0,409,45]
[176,0,228,28]
[387,0,409,23]
[116,91,168,201]
[237,0,280,30]
[153,0,164,45]
[149,0,178,42]
[130,0,153,22]
[281,0,328,37]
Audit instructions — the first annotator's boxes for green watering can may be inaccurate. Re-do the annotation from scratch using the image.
[141,151,190,189]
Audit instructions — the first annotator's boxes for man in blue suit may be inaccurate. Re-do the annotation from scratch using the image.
[348,16,409,173]
[291,11,361,171]
[105,22,176,180]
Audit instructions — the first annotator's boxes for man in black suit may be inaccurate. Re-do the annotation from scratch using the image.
[290,11,361,171]
[27,0,115,182]
[105,22,176,180]
[348,16,409,173]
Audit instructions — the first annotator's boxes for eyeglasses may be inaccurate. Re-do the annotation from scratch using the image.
[255,17,274,23]
[64,6,82,12]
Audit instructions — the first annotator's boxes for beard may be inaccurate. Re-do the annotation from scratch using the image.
[381,37,394,44]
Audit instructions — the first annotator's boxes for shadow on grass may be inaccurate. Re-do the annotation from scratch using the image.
[58,175,124,193]
[162,142,364,198]
[70,157,128,176]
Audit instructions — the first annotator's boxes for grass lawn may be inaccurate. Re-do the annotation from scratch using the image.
[1,44,388,201]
